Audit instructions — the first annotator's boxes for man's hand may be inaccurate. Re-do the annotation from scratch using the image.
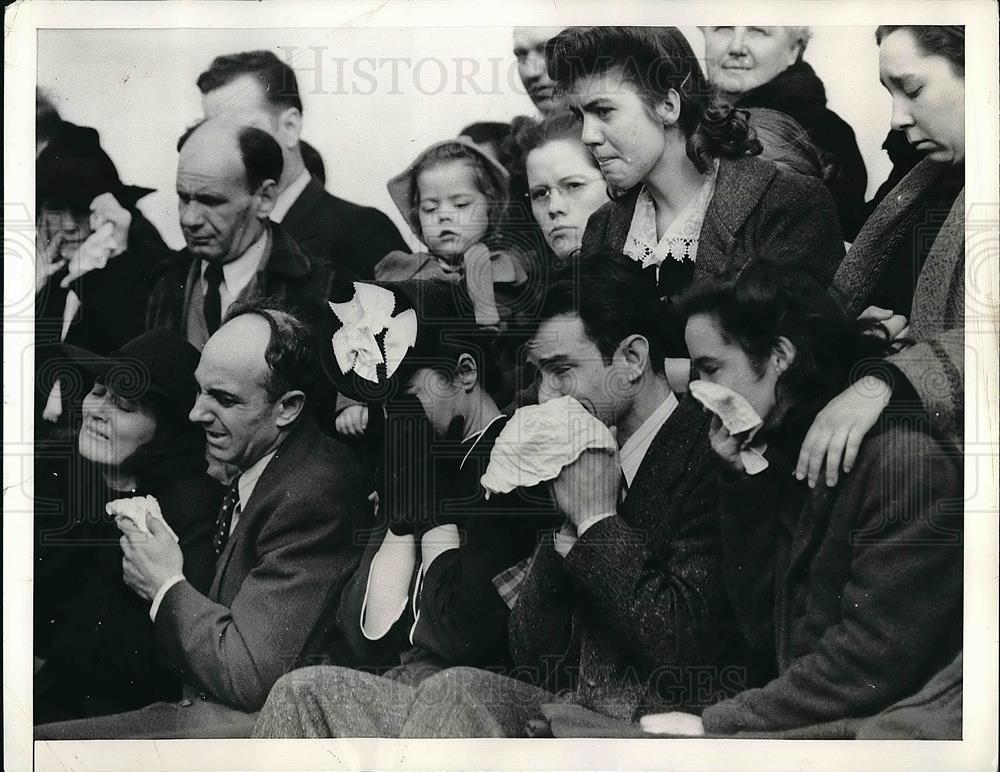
[795,375,892,488]
[335,404,369,437]
[121,513,184,602]
[550,447,620,529]
[639,711,705,736]
[860,305,909,341]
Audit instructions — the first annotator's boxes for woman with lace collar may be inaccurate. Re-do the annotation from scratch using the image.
[547,27,845,391]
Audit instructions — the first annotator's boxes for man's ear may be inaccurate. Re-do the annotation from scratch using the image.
[455,352,480,392]
[619,334,650,381]
[273,390,306,429]
[653,88,683,128]
[772,336,797,375]
[254,179,278,219]
[275,107,303,150]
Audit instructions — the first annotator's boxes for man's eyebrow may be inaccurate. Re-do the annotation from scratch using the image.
[206,387,240,401]
[536,353,572,367]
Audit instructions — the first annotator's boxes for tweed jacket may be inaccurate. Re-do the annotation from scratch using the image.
[582,154,845,291]
[153,418,370,711]
[282,176,408,281]
[702,422,963,734]
[832,158,965,441]
[508,396,741,721]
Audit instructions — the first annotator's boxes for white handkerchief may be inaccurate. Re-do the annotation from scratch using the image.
[108,495,179,542]
[481,396,617,496]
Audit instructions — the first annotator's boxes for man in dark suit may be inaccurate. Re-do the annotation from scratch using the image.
[35,304,371,739]
[252,250,746,738]
[197,50,407,281]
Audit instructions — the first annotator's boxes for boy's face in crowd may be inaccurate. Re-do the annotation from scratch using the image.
[416,161,489,259]
[528,312,628,428]
[702,26,802,96]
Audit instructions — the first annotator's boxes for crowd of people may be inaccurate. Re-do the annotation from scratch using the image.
[32,24,966,741]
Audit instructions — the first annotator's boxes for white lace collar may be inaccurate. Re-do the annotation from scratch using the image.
[622,159,719,271]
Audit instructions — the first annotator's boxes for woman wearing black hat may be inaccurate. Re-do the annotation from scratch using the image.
[34,115,172,434]
[34,329,222,723]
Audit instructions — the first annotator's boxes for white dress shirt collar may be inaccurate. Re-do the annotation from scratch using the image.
[200,229,268,317]
[236,449,277,512]
[269,169,312,224]
[619,391,679,489]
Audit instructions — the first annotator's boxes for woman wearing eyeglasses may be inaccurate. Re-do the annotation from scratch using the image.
[516,112,612,260]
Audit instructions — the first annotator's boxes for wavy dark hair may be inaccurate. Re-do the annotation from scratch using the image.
[876,25,964,75]
[546,26,762,175]
[677,260,903,434]
[539,246,672,376]
[747,107,838,185]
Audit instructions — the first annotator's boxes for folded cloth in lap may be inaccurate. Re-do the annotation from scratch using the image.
[481,395,617,496]
[107,495,179,542]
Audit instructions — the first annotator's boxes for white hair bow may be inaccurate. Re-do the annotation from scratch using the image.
[329,283,417,384]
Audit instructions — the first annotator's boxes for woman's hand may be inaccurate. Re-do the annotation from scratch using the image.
[463,243,500,327]
[335,404,369,437]
[707,413,747,475]
[795,375,892,488]
[860,305,910,341]
[35,228,66,294]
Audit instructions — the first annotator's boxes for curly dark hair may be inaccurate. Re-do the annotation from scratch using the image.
[876,25,964,75]
[546,26,762,175]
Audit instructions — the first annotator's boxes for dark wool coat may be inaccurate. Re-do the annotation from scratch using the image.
[701,422,962,735]
[282,176,408,281]
[582,154,845,294]
[734,60,869,241]
[33,456,221,722]
[832,158,965,442]
[508,397,745,721]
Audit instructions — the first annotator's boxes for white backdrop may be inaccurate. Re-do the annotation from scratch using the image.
[38,26,893,249]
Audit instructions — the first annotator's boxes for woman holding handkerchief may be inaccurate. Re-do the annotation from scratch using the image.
[34,329,221,723]
[645,259,963,738]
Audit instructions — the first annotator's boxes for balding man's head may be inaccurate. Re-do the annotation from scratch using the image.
[176,117,281,265]
[190,304,314,469]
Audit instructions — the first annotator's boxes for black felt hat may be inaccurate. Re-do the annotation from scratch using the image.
[36,122,154,213]
[61,328,201,409]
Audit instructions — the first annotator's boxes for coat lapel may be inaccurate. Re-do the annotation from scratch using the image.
[622,397,707,529]
[911,188,965,336]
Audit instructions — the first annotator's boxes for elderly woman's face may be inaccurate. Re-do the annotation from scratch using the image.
[79,381,158,470]
[526,138,610,258]
[703,26,802,96]
[879,28,965,165]
[38,205,93,260]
